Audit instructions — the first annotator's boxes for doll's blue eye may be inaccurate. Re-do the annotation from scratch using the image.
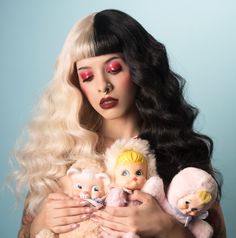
[92,186,100,192]
[121,170,130,176]
[75,184,82,190]
[136,170,143,176]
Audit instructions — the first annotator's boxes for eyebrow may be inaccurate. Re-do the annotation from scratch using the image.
[77,56,121,71]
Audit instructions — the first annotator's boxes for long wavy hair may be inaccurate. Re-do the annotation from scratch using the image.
[15,9,221,215]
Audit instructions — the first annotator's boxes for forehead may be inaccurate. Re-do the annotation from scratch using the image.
[76,53,123,68]
[116,163,146,170]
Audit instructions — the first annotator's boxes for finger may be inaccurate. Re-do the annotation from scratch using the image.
[91,216,130,233]
[53,213,91,227]
[48,192,71,200]
[97,205,137,218]
[100,226,127,237]
[52,206,94,218]
[52,223,80,233]
[129,190,152,203]
[94,207,130,219]
[49,199,87,209]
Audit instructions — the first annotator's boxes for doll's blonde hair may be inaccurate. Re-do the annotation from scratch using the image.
[105,138,157,179]
[14,13,104,215]
[116,150,146,166]
[197,191,212,204]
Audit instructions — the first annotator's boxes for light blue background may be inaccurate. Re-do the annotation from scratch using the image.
[1,0,235,237]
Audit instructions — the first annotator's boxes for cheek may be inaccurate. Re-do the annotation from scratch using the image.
[80,85,96,104]
[80,84,89,97]
[120,75,134,91]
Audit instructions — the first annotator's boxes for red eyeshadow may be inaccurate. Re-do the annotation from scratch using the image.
[79,70,93,80]
[106,61,122,73]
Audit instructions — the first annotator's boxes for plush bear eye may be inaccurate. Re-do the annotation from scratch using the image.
[185,201,190,205]
[75,184,82,190]
[92,185,100,192]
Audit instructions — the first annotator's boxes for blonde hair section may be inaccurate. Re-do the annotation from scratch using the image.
[105,138,157,179]
[197,191,212,204]
[14,12,103,216]
[116,150,146,166]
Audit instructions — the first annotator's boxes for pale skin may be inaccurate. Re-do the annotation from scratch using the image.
[22,53,226,238]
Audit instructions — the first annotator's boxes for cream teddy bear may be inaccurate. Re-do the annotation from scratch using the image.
[36,156,110,238]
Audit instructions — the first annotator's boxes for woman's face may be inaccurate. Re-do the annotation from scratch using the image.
[76,53,137,120]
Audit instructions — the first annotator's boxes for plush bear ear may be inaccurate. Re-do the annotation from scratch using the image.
[95,173,111,187]
[67,167,82,177]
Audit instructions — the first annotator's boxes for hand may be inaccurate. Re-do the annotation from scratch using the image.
[31,192,94,235]
[92,190,173,238]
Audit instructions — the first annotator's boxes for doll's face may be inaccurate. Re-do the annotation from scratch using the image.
[114,162,147,190]
[177,193,206,216]
[76,53,137,120]
[71,176,106,199]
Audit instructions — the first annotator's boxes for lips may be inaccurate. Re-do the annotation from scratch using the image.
[99,97,118,109]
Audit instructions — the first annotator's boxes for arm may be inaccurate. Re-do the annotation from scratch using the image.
[206,201,227,238]
[18,193,33,238]
[92,190,194,238]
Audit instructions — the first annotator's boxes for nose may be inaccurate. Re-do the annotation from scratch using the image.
[96,73,113,94]
[80,191,90,199]
[132,177,138,181]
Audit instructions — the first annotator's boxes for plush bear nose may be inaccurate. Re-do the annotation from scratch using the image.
[80,191,90,199]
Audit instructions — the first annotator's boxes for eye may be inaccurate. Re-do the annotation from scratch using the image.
[106,61,122,74]
[191,208,198,211]
[136,170,143,176]
[92,186,100,192]
[75,184,82,190]
[121,170,130,176]
[79,70,94,82]
[185,201,190,205]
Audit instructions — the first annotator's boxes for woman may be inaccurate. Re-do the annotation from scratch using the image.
[16,9,226,238]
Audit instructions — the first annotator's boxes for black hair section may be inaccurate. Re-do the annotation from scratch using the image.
[93,9,222,195]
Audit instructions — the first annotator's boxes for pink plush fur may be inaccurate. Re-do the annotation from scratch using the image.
[161,167,218,238]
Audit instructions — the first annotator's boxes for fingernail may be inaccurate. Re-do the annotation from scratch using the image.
[80,201,88,205]
[81,214,90,219]
[85,207,93,213]
[71,223,79,229]
[90,217,98,222]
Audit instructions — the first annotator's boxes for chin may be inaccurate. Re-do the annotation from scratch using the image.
[96,105,134,121]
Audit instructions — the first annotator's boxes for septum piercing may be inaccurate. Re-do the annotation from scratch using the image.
[99,82,113,95]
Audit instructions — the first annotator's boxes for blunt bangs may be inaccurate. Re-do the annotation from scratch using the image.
[93,11,123,56]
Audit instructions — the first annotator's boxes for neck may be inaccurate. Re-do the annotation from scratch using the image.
[100,109,140,141]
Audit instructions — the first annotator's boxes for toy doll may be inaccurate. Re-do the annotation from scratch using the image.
[161,167,218,238]
[103,138,165,238]
[36,157,110,238]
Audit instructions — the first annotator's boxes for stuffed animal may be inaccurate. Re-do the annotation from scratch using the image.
[103,138,164,238]
[161,167,218,238]
[35,156,110,238]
